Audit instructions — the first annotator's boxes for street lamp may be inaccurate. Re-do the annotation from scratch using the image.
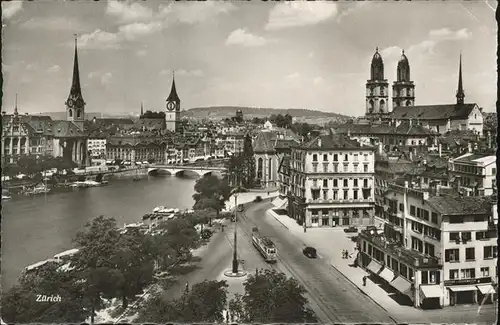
[230,186,244,274]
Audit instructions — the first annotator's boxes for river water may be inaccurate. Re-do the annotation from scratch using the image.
[1,175,197,290]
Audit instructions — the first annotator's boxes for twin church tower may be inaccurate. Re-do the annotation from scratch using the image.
[365,48,415,116]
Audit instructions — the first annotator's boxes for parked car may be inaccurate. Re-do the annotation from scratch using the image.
[303,246,317,258]
[344,226,358,233]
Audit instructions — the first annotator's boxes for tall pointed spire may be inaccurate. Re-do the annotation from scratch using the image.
[140,101,144,117]
[167,71,180,102]
[14,93,18,115]
[70,34,83,98]
[456,53,465,105]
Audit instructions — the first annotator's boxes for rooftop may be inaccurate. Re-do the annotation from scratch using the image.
[299,133,371,150]
[426,195,492,216]
[452,153,496,165]
[391,103,478,121]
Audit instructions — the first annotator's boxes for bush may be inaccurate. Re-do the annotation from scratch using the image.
[254,196,262,202]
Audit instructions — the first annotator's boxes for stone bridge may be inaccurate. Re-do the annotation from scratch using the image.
[147,165,227,177]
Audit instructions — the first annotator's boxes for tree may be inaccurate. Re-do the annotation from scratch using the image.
[72,216,121,323]
[229,269,316,323]
[1,263,88,322]
[156,218,201,262]
[192,175,231,224]
[138,280,228,322]
[110,228,155,309]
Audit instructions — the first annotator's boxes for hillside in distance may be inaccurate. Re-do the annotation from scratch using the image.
[184,106,352,120]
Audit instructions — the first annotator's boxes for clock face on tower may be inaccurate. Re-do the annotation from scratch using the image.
[166,101,176,111]
[67,99,74,108]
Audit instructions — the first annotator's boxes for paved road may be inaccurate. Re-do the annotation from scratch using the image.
[240,201,396,323]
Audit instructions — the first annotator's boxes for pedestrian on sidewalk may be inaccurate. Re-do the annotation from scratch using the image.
[362,275,367,286]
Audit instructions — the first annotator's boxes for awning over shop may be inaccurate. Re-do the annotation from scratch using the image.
[476,284,496,295]
[448,285,478,292]
[420,285,443,299]
[379,267,395,282]
[366,260,383,274]
[391,276,413,296]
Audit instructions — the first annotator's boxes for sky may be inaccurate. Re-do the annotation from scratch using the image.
[2,0,497,117]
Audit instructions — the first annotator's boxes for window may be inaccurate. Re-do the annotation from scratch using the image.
[399,203,404,212]
[431,212,438,224]
[363,164,368,172]
[465,247,475,261]
[353,190,358,200]
[445,249,459,262]
[354,179,358,187]
[313,154,318,162]
[449,232,460,241]
[449,218,464,224]
[410,205,416,216]
[400,263,407,278]
[343,164,348,172]
[333,190,338,200]
[461,231,471,242]
[313,165,317,173]
[363,241,366,252]
[323,190,328,200]
[364,179,368,188]
[323,179,328,187]
[354,154,359,162]
[333,164,338,172]
[449,269,459,280]
[333,179,338,187]
[461,268,475,279]
[423,210,429,221]
[343,190,348,200]
[344,154,348,161]
[322,154,328,161]
[484,246,498,259]
[476,231,489,240]
[343,179,348,187]
[333,154,338,162]
[480,267,489,277]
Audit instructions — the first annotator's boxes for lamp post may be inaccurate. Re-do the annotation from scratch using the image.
[232,190,239,274]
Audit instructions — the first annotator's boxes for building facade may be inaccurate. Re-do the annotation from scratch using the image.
[286,133,376,228]
[449,153,496,196]
[359,182,497,309]
[87,138,107,158]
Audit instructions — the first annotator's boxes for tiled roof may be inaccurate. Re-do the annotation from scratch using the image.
[453,153,496,165]
[300,134,368,150]
[334,121,435,136]
[253,131,275,153]
[391,103,477,120]
[95,118,135,125]
[427,195,492,215]
[134,118,165,130]
[51,120,86,138]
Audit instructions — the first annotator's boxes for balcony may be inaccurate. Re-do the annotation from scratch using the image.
[359,229,442,268]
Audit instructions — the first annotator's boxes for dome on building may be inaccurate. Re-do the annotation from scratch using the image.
[370,47,385,80]
[397,50,410,82]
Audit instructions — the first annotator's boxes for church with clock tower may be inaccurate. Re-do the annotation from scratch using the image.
[165,73,181,132]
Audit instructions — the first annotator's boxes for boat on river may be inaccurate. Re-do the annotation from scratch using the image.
[22,184,51,196]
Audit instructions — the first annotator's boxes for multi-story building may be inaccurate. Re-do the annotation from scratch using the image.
[106,136,167,164]
[285,133,376,228]
[359,183,497,309]
[87,138,107,158]
[223,131,245,154]
[449,153,496,196]
[254,123,300,187]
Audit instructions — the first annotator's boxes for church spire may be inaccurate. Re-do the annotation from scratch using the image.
[140,101,144,117]
[70,35,83,98]
[167,71,180,102]
[14,93,18,115]
[456,53,465,105]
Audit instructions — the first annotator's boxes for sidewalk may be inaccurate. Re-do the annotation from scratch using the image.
[267,208,416,317]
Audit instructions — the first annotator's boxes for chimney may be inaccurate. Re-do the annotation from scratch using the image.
[404,181,409,188]
[446,119,451,132]
[409,150,413,161]
[378,142,383,155]
[436,184,441,197]
[318,138,322,147]
[423,191,429,201]
[467,142,472,153]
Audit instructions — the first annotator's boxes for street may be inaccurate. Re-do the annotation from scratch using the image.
[159,200,496,324]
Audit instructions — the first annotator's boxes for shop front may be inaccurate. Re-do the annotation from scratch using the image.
[391,275,414,303]
[419,284,443,309]
[445,277,493,306]
[476,284,497,305]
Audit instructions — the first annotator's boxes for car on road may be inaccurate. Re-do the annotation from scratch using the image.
[237,204,244,212]
[344,226,358,233]
[303,246,317,258]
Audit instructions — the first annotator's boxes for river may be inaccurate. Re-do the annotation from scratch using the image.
[1,174,198,291]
